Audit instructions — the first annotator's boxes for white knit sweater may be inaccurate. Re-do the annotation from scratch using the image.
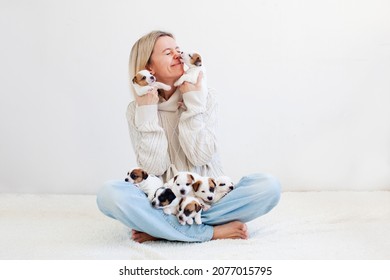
[126,88,224,182]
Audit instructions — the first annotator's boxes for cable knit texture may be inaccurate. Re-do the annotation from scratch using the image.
[126,88,224,182]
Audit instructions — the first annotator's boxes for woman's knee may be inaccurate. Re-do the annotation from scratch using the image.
[241,173,281,204]
[96,180,136,215]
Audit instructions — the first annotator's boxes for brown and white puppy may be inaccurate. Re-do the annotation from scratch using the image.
[132,70,171,96]
[125,168,163,201]
[166,171,201,198]
[213,176,235,203]
[192,177,216,210]
[151,186,179,215]
[176,196,203,225]
[174,51,206,88]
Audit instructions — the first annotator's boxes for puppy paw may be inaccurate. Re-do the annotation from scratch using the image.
[174,78,185,87]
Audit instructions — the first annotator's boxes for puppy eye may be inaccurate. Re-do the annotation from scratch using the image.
[127,172,129,175]
[186,183,190,186]
[176,183,180,186]
[202,191,205,193]
[141,76,146,80]
[220,183,226,186]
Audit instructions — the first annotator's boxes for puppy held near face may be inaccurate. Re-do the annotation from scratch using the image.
[174,51,207,93]
[125,168,235,226]
[132,69,171,96]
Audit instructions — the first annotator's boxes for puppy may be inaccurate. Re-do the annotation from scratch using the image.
[213,175,235,203]
[176,196,203,225]
[174,51,205,87]
[151,186,179,215]
[166,171,201,198]
[125,168,163,201]
[192,177,216,210]
[132,70,171,96]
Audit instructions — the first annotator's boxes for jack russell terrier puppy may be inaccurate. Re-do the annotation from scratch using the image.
[213,175,235,203]
[165,171,201,198]
[174,51,207,92]
[192,177,216,210]
[176,196,203,225]
[151,186,179,215]
[132,70,171,96]
[125,168,163,201]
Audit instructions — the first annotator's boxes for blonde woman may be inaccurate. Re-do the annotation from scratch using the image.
[97,31,281,243]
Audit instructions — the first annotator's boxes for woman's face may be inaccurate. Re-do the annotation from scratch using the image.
[147,36,184,85]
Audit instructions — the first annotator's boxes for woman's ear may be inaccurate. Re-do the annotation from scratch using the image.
[145,64,155,75]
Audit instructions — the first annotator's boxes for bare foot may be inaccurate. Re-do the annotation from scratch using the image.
[212,221,248,240]
[131,230,160,243]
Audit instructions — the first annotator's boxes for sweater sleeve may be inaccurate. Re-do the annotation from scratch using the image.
[178,88,218,166]
[126,102,171,176]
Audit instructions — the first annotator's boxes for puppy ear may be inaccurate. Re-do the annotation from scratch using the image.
[192,180,201,192]
[195,203,202,212]
[209,178,216,187]
[188,174,194,182]
[174,175,178,182]
[178,198,184,210]
[132,76,137,84]
[142,171,148,180]
[194,57,202,66]
[193,54,202,66]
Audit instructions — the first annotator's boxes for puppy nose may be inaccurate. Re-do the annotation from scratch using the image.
[179,216,183,221]
[150,75,155,81]
[180,189,186,195]
[124,178,129,182]
[151,201,156,206]
[207,196,213,201]
[229,186,234,190]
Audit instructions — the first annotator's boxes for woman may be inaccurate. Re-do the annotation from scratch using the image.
[97,30,281,243]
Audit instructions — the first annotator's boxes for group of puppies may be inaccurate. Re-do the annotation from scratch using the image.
[132,51,204,97]
[125,168,234,226]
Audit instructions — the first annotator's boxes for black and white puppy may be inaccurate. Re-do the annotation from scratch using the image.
[125,168,163,201]
[132,70,171,96]
[151,186,179,215]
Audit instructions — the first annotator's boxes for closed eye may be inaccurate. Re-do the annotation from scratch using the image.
[220,183,226,186]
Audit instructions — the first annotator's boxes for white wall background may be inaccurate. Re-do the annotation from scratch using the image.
[0,0,389,194]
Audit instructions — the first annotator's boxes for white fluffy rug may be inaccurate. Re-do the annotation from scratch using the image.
[1,191,389,260]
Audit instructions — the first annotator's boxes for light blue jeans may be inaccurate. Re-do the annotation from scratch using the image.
[96,173,281,242]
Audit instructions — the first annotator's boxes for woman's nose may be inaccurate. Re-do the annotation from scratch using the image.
[173,50,181,58]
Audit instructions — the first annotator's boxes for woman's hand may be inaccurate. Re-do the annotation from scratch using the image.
[135,87,159,106]
[179,71,203,94]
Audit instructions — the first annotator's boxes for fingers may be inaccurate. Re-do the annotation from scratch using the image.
[135,87,159,105]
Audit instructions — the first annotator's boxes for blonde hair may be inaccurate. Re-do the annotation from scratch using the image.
[128,30,174,96]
